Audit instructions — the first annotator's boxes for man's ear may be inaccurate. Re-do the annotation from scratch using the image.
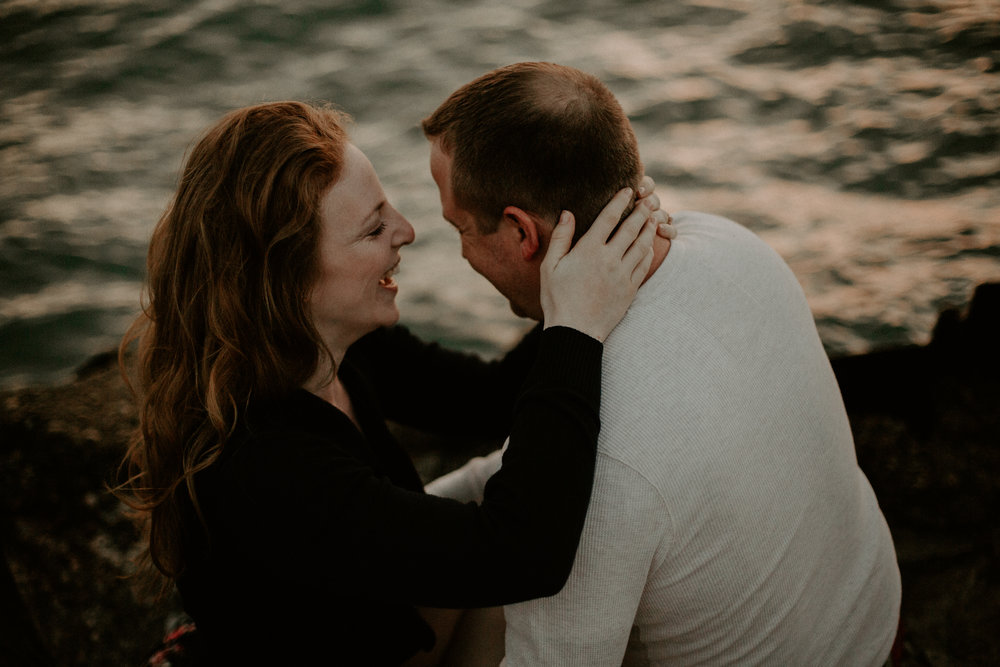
[502,206,544,261]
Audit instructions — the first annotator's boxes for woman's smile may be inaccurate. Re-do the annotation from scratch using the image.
[379,258,401,291]
[308,143,416,351]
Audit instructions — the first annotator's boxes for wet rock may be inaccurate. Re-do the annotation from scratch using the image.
[831,282,1000,665]
[0,357,170,665]
[1,284,997,665]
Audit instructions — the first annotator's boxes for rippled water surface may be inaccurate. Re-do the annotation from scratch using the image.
[1,0,998,388]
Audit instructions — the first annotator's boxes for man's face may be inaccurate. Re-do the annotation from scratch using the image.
[429,140,542,320]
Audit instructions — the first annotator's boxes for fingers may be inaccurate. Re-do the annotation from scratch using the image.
[637,175,655,198]
[636,176,660,215]
[657,219,677,239]
[541,210,576,273]
[606,198,653,255]
[638,175,673,237]
[651,210,671,226]
[577,188,634,248]
[625,218,657,282]
[641,191,661,213]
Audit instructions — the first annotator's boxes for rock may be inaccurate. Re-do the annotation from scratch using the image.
[830,282,1000,665]
[0,356,172,665]
[1,284,997,665]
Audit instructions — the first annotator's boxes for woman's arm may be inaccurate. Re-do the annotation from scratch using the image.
[209,188,656,608]
[346,323,543,438]
[237,326,603,608]
[279,191,654,607]
[350,181,665,435]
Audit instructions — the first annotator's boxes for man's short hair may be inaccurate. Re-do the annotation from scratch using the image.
[422,62,642,240]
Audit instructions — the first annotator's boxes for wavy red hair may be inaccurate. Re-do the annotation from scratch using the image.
[117,101,350,595]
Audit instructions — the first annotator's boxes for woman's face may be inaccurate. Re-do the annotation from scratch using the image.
[308,143,415,351]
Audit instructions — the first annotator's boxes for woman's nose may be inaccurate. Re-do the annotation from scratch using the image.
[393,210,416,247]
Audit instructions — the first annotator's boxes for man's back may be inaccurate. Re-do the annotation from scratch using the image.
[504,212,901,666]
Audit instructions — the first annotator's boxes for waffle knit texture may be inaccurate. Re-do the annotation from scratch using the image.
[439,211,902,666]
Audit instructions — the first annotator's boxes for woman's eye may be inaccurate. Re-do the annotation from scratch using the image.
[369,221,387,237]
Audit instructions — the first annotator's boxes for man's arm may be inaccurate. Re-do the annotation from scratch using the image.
[503,454,668,666]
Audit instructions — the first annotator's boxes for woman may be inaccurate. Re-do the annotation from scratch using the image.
[119,101,663,664]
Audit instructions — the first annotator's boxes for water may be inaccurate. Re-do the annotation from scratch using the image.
[1,0,998,389]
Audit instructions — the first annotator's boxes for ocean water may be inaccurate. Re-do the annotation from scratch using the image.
[1,0,998,389]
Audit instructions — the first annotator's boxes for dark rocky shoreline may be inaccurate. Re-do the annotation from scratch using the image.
[2,284,997,666]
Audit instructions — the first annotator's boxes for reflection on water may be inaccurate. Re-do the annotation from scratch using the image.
[1,0,998,388]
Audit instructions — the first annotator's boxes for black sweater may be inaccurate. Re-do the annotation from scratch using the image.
[177,325,602,665]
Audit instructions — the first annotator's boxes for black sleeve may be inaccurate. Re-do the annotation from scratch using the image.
[346,323,543,438]
[230,327,601,609]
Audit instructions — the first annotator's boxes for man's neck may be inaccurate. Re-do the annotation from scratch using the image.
[641,235,671,286]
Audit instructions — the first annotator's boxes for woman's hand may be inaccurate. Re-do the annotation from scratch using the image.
[638,175,676,240]
[540,188,656,342]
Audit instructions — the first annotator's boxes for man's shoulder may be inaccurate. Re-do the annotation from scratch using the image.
[673,209,738,226]
[671,210,771,249]
[665,210,802,304]
[603,210,763,328]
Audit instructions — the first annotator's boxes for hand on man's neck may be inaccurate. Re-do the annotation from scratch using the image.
[643,234,671,286]
[538,218,670,286]
[534,215,671,286]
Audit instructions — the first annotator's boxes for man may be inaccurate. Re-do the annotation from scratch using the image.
[423,62,901,666]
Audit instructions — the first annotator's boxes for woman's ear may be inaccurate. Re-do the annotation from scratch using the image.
[502,206,542,261]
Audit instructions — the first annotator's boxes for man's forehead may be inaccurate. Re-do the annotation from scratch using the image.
[441,204,478,235]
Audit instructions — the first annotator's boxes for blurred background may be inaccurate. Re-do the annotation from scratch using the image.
[1,0,998,390]
[2,3,999,664]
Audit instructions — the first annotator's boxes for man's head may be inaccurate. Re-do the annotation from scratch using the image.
[423,62,642,319]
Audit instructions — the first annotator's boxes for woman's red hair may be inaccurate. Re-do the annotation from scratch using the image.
[117,101,350,596]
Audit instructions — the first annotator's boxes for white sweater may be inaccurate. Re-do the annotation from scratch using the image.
[431,212,901,666]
